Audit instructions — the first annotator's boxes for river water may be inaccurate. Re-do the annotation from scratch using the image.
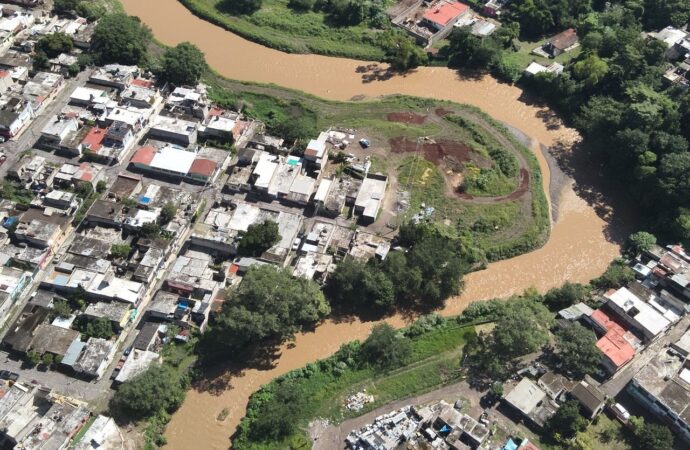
[120,1,621,448]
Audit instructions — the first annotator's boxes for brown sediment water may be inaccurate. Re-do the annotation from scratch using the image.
[120,1,621,448]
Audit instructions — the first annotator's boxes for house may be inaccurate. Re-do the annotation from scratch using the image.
[166,251,219,299]
[628,347,690,444]
[570,378,606,419]
[483,0,509,17]
[590,308,638,374]
[304,132,329,170]
[22,72,64,111]
[84,200,125,228]
[503,378,559,428]
[83,301,130,331]
[650,26,690,60]
[72,337,116,379]
[103,120,134,151]
[0,96,33,138]
[422,1,470,32]
[542,28,579,57]
[73,415,124,450]
[38,114,81,154]
[14,208,71,250]
[537,372,570,400]
[133,322,161,351]
[69,86,111,107]
[0,381,91,450]
[524,61,564,76]
[89,64,138,91]
[0,266,31,326]
[29,324,80,359]
[604,287,672,341]
[120,84,160,109]
[7,154,45,183]
[166,85,209,119]
[114,349,161,384]
[354,174,387,222]
[53,162,105,190]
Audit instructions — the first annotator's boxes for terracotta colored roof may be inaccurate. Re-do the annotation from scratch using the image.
[0,70,9,78]
[597,331,635,368]
[130,146,156,166]
[590,309,627,335]
[423,1,469,27]
[81,127,106,152]
[209,107,223,116]
[130,79,153,88]
[189,158,217,177]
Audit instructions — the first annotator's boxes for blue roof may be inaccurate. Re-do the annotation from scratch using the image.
[138,195,152,204]
[503,439,518,450]
[61,340,86,367]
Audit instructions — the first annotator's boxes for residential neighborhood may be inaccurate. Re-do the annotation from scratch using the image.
[0,0,689,449]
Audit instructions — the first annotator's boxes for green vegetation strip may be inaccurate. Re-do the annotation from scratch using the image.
[177,0,386,60]
[234,318,475,449]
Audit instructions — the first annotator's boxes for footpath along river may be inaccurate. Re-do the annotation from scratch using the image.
[121,1,621,448]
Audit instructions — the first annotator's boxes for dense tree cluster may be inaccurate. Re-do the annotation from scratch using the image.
[91,14,152,66]
[285,0,388,27]
[202,265,330,357]
[35,33,73,59]
[326,222,467,314]
[555,323,601,378]
[159,42,207,86]
[468,294,554,380]
[111,365,187,420]
[360,323,412,369]
[442,2,690,245]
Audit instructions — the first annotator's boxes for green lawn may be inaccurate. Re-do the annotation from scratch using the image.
[178,0,387,60]
[504,38,582,69]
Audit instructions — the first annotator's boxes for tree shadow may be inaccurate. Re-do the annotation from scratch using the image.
[548,138,638,246]
[452,67,486,82]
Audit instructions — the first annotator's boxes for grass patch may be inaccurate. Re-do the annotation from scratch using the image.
[504,38,582,69]
[234,320,475,449]
[178,0,386,60]
[0,181,34,205]
[70,415,97,447]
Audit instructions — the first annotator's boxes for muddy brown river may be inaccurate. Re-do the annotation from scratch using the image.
[120,1,620,448]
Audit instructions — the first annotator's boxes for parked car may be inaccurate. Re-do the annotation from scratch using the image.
[359,139,370,148]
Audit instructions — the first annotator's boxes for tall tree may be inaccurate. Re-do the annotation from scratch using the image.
[91,14,152,65]
[491,297,553,359]
[360,323,412,369]
[556,323,601,378]
[237,220,280,257]
[203,265,330,355]
[159,42,207,86]
[111,365,186,420]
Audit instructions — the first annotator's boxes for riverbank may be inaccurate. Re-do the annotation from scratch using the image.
[178,0,387,60]
[118,1,623,448]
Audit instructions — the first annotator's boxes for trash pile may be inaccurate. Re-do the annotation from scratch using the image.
[346,391,375,411]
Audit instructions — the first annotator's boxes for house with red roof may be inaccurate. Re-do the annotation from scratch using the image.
[392,0,470,46]
[589,308,639,374]
[422,0,469,31]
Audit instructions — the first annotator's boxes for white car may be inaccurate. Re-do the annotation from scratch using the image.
[612,403,630,422]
